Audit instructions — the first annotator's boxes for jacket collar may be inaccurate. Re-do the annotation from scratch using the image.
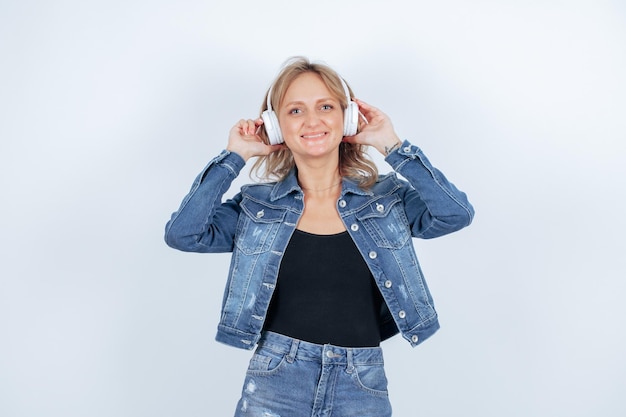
[269,168,373,202]
[269,169,302,201]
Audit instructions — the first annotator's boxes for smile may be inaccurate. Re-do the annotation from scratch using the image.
[301,132,327,139]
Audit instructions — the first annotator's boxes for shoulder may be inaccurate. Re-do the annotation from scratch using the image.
[240,182,277,199]
[370,172,409,196]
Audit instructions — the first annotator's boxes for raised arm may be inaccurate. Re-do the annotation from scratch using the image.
[344,99,474,238]
[164,118,283,252]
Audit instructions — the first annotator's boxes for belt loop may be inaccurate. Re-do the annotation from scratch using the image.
[287,339,299,363]
[346,348,355,374]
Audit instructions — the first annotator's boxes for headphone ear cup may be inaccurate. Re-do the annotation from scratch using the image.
[343,101,359,136]
[261,110,284,145]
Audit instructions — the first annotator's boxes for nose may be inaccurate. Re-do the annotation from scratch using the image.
[303,111,321,127]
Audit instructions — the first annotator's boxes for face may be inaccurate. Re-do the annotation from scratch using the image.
[277,72,344,162]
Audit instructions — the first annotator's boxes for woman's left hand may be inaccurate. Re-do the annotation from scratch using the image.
[342,98,403,156]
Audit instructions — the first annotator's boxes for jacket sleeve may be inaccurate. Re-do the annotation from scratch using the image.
[164,150,246,253]
[384,140,474,239]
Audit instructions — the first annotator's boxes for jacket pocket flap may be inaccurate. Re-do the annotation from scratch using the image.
[355,195,402,220]
[240,198,287,223]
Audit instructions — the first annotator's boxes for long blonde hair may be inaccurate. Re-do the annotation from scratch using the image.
[251,57,378,189]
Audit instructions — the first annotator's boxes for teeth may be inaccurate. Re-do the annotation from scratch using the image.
[302,133,325,139]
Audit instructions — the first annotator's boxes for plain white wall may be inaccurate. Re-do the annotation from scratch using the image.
[1,1,625,416]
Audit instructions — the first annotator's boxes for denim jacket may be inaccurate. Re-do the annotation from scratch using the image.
[165,140,474,350]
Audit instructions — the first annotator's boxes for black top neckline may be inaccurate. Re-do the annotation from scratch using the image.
[294,228,348,238]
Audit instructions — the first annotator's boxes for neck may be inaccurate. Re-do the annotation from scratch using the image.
[296,165,342,195]
[300,180,342,192]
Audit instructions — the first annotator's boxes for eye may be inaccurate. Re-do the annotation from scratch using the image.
[288,108,302,115]
[321,104,334,111]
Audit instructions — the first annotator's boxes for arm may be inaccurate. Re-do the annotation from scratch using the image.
[385,142,474,239]
[164,118,284,252]
[164,151,246,253]
[344,99,474,239]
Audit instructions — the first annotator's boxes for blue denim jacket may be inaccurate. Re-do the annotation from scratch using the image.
[165,140,474,350]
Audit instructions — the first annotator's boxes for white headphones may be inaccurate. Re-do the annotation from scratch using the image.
[261,76,359,145]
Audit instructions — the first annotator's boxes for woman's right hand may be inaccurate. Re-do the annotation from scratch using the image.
[226,118,284,162]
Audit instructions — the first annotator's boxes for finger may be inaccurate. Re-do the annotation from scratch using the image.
[358,111,369,129]
[254,118,264,134]
[236,119,248,134]
[268,144,286,153]
[341,134,360,145]
[247,119,258,135]
[353,99,377,119]
[353,98,374,110]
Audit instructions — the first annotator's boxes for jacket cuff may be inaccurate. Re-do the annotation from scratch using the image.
[197,149,246,183]
[211,149,246,174]
[384,140,421,168]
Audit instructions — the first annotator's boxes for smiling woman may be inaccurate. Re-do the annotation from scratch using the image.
[164,56,474,416]
[278,72,345,162]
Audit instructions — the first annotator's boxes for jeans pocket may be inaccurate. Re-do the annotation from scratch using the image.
[352,364,389,396]
[246,350,286,376]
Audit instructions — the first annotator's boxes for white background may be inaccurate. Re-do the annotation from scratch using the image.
[1,1,625,416]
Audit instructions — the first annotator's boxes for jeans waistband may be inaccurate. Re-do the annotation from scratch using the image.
[257,331,384,366]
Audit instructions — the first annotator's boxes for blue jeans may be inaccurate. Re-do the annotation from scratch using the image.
[234,331,392,417]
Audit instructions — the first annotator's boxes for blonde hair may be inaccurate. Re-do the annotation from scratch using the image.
[251,56,378,189]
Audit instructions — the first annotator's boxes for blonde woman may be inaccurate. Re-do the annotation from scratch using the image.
[165,56,474,416]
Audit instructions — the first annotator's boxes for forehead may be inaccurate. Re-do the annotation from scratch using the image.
[282,72,337,102]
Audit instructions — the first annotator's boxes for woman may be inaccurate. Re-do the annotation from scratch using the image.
[165,57,474,416]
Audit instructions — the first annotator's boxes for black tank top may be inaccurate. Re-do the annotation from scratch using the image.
[263,229,383,347]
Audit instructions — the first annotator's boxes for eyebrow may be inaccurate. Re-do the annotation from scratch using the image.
[282,97,339,107]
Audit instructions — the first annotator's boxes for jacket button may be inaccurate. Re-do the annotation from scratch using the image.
[403,146,412,153]
[411,335,419,343]
[398,310,406,318]
[376,203,384,213]
[351,224,359,231]
[384,280,392,288]
[369,251,377,259]
[256,210,264,218]
[339,200,347,208]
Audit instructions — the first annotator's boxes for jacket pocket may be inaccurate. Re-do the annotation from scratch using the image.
[356,195,410,249]
[235,198,287,255]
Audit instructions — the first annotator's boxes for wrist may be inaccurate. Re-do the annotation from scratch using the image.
[226,146,251,162]
[380,139,402,156]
